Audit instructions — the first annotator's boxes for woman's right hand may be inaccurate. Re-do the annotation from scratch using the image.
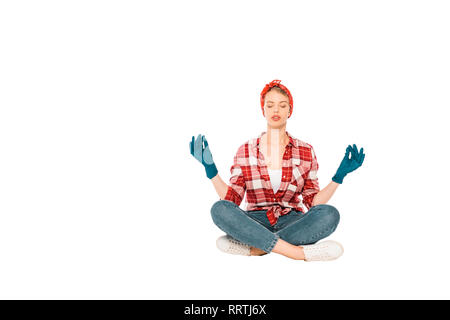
[190,134,218,179]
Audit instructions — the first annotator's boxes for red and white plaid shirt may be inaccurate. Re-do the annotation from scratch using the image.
[224,130,320,225]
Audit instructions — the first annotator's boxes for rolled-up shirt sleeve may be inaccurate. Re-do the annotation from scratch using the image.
[224,149,246,207]
[302,145,320,210]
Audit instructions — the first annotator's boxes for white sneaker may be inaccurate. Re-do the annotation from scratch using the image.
[216,235,251,256]
[301,240,344,261]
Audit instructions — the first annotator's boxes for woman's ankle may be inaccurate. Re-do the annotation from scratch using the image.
[250,247,267,256]
[296,246,306,260]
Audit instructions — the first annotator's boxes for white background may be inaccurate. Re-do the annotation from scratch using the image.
[0,0,449,299]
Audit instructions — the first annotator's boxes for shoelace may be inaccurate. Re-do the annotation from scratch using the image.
[226,237,250,255]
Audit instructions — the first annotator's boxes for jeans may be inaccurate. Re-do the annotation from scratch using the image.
[210,200,340,253]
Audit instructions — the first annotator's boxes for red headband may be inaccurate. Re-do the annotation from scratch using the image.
[260,79,293,118]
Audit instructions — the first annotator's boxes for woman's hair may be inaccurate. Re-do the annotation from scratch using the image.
[264,86,290,105]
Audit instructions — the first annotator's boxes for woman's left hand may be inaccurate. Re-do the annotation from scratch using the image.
[332,144,365,184]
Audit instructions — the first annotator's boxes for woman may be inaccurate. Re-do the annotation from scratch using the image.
[190,79,365,261]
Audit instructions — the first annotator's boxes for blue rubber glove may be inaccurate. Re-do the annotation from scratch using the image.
[332,144,365,184]
[190,134,218,179]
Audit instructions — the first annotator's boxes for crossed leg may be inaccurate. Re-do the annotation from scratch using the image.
[210,200,340,260]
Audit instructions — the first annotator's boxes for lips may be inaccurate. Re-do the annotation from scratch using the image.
[271,115,280,121]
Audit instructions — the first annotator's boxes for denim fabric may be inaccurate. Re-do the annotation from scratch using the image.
[210,200,340,253]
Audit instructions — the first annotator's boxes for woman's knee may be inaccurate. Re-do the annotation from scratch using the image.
[210,200,237,226]
[312,204,340,228]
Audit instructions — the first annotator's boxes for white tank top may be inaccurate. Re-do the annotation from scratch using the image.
[267,168,282,193]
